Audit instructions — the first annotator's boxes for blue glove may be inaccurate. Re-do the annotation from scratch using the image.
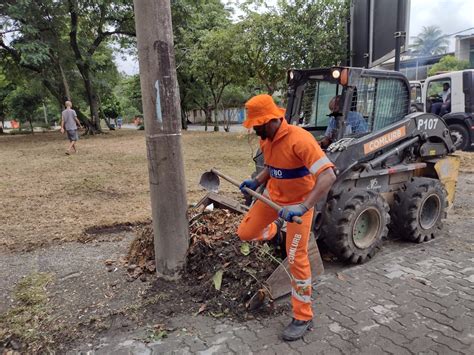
[279,204,308,222]
[239,178,259,194]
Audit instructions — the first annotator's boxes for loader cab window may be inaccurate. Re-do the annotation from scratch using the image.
[372,78,410,130]
[298,75,409,138]
[300,80,339,129]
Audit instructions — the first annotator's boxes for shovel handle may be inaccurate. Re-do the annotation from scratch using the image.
[211,168,303,224]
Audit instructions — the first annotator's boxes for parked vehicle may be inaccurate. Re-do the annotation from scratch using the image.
[411,70,474,151]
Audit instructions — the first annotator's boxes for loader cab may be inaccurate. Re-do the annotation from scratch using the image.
[286,67,411,146]
[421,70,474,150]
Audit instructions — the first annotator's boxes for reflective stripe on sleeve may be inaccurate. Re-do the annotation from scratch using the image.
[309,156,332,174]
[262,225,271,240]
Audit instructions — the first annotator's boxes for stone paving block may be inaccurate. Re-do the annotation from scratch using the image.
[326,301,357,318]
[406,336,438,354]
[371,323,409,346]
[256,348,278,355]
[304,324,335,343]
[98,341,152,355]
[149,343,188,355]
[427,330,471,353]
[410,290,457,310]
[326,310,357,328]
[412,296,447,313]
[446,279,474,294]
[225,337,254,354]
[416,307,461,331]
[195,344,231,355]
[374,336,412,355]
[456,291,474,303]
[426,318,472,345]
[327,321,358,342]
[298,339,341,355]
[182,336,208,352]
[233,327,259,343]
[148,339,188,355]
[326,334,358,354]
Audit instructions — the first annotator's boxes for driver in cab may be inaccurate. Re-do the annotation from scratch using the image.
[320,95,368,148]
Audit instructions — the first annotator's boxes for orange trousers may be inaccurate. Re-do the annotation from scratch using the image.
[237,200,314,321]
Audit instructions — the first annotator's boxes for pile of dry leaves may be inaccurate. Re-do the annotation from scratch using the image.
[123,208,288,319]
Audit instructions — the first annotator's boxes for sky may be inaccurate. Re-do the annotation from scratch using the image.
[115,0,474,75]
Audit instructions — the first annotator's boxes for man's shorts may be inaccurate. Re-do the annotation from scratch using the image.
[67,130,78,141]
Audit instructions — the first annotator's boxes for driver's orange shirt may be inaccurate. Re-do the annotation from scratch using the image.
[260,119,334,205]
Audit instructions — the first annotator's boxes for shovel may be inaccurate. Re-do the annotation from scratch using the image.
[199,168,302,224]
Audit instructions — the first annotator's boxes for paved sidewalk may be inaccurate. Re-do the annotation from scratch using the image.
[74,228,473,354]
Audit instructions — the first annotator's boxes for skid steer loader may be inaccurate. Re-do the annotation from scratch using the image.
[253,66,460,264]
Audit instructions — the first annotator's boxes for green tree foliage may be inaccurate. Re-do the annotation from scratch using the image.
[172,0,232,129]
[428,55,470,76]
[0,73,14,133]
[238,0,348,94]
[190,25,250,131]
[410,26,449,56]
[114,74,142,121]
[5,86,44,132]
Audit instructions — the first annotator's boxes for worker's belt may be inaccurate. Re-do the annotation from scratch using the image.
[268,165,310,179]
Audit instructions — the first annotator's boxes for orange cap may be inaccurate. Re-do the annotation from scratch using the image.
[242,94,286,129]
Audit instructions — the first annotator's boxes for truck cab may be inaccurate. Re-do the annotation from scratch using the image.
[422,70,474,150]
[409,80,423,113]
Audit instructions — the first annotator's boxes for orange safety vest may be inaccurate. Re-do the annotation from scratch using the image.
[260,119,334,205]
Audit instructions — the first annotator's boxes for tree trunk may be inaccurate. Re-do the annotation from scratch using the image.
[97,94,114,130]
[213,100,219,132]
[29,117,34,133]
[68,0,101,132]
[43,103,48,124]
[81,67,101,130]
[0,116,4,134]
[59,61,71,101]
[181,106,188,130]
[204,107,212,131]
[224,109,231,132]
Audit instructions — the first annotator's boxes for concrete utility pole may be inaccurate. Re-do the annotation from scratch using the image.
[133,0,188,279]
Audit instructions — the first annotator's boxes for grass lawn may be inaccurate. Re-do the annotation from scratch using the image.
[0,129,258,251]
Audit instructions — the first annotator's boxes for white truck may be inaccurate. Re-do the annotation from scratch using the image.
[410,70,474,151]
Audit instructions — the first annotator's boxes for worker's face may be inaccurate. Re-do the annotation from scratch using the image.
[443,84,449,91]
[254,119,281,140]
[254,123,269,140]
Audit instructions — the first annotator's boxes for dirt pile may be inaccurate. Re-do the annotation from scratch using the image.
[124,209,288,320]
[458,151,474,173]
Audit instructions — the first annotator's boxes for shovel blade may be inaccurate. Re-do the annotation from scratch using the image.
[199,171,220,193]
[247,233,324,310]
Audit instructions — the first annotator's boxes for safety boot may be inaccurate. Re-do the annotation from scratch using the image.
[281,318,313,341]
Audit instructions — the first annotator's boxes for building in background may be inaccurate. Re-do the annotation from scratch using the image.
[378,53,454,80]
[455,34,474,68]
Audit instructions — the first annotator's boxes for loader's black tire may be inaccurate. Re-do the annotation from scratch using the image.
[449,124,469,151]
[323,190,390,264]
[390,177,447,243]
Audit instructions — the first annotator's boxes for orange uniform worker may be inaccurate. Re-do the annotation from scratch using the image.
[237,94,336,341]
